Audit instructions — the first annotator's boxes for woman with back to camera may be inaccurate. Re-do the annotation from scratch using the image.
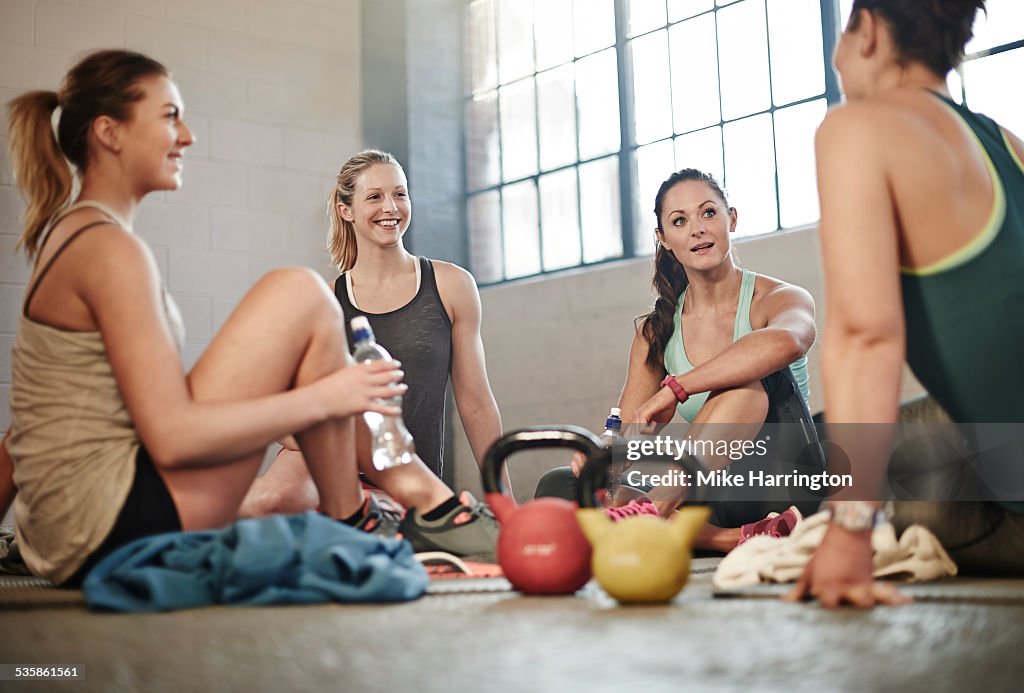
[538,168,827,552]
[0,49,493,586]
[240,150,503,557]
[789,0,1024,609]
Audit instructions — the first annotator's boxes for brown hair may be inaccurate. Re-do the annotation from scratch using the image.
[849,0,986,75]
[639,168,731,369]
[326,149,403,272]
[5,49,169,258]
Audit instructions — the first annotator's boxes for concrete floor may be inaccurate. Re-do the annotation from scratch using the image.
[1,560,1023,693]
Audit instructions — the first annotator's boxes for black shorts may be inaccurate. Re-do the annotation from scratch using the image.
[63,446,181,587]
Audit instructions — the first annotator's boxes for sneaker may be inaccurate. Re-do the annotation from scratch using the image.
[737,505,803,546]
[352,492,404,538]
[604,498,661,521]
[399,491,499,561]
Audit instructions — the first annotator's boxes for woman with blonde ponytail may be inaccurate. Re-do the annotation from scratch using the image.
[240,150,503,559]
[0,50,483,586]
[541,168,825,553]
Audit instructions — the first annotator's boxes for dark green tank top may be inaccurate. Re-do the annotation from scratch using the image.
[900,94,1024,425]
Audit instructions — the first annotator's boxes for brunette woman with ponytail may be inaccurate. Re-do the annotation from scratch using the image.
[540,168,824,552]
[791,0,1024,608]
[0,50,472,586]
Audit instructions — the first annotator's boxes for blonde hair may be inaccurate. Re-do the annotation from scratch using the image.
[5,49,168,258]
[326,149,403,272]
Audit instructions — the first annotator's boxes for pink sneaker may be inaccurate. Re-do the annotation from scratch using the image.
[737,506,803,545]
[604,498,661,521]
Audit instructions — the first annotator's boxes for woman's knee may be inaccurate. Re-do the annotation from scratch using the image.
[698,381,769,422]
[254,267,343,327]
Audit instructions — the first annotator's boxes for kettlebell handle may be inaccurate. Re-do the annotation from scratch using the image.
[578,440,709,506]
[482,426,608,509]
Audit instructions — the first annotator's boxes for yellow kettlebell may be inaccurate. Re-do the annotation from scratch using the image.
[576,506,710,604]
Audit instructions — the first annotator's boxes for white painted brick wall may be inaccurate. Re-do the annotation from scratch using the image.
[1,1,364,524]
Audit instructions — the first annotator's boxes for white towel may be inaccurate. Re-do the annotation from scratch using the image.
[712,511,958,589]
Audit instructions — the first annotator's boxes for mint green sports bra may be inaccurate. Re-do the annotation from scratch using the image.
[662,269,810,422]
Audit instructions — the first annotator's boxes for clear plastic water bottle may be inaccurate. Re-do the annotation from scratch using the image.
[349,316,415,470]
[601,407,623,503]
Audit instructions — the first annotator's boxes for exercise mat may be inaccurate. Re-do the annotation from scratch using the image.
[0,575,86,610]
[713,577,1024,604]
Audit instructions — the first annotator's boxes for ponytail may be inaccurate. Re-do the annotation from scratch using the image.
[6,91,73,258]
[639,244,689,369]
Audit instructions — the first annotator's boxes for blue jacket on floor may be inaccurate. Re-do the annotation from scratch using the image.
[82,512,428,612]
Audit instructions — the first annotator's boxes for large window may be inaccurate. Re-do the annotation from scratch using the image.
[466,0,1023,284]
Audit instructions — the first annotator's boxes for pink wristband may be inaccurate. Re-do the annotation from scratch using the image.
[661,374,689,403]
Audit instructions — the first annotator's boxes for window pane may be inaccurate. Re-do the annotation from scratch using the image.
[535,0,574,71]
[466,92,500,190]
[767,0,825,106]
[573,0,615,57]
[947,69,964,104]
[579,156,623,262]
[964,49,1024,136]
[774,98,826,229]
[837,0,853,28]
[468,0,497,93]
[633,139,676,255]
[537,65,578,171]
[497,0,534,84]
[716,0,741,5]
[674,125,724,184]
[539,168,583,270]
[717,0,771,120]
[967,0,1024,54]
[627,0,667,37]
[670,13,721,134]
[668,0,713,22]
[631,30,673,145]
[576,49,621,159]
[502,181,541,278]
[499,78,538,182]
[469,191,503,283]
[723,112,777,236]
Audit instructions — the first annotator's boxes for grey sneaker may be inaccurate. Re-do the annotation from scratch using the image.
[399,491,498,561]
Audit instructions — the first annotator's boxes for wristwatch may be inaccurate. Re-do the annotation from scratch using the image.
[824,501,879,532]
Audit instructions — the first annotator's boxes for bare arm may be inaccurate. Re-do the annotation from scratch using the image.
[84,229,399,470]
[441,263,502,468]
[672,283,816,396]
[637,284,816,426]
[618,325,667,425]
[0,430,15,521]
[787,103,908,609]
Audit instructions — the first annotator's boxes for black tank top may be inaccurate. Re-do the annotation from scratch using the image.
[335,257,453,479]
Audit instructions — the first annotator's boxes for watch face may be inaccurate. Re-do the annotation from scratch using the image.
[832,502,877,531]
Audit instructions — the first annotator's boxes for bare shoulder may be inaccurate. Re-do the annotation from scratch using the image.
[431,259,480,297]
[819,93,946,150]
[751,274,814,318]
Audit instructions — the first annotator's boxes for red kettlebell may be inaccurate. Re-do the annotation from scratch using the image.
[482,426,608,595]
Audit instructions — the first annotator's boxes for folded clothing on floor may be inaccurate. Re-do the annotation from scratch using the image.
[83,511,428,612]
[713,511,957,590]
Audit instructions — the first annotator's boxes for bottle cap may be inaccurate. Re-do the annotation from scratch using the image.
[609,407,621,417]
[350,316,374,342]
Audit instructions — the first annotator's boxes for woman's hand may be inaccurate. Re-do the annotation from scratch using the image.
[318,360,407,419]
[785,524,911,608]
[635,386,678,430]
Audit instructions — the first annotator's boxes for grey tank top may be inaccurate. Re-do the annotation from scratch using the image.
[335,257,453,479]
